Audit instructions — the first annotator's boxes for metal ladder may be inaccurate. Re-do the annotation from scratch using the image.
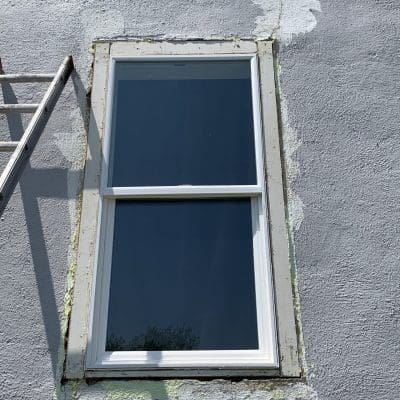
[0,56,74,217]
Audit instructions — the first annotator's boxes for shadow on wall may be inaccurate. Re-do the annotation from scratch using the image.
[0,69,88,383]
[2,67,172,400]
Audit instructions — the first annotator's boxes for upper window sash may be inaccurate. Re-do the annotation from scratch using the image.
[100,55,265,197]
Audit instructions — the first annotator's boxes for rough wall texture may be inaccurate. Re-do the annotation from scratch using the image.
[279,1,400,398]
[0,0,399,399]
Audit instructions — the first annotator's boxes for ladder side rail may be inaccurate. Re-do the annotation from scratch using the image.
[0,56,74,216]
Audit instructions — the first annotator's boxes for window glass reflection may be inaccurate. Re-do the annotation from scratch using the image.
[106,199,259,351]
[108,61,257,187]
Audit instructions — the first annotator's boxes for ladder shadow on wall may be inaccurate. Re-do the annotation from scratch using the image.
[0,70,86,382]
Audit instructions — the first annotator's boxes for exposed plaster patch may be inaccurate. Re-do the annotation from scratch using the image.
[252,0,321,232]
[252,0,322,231]
[69,380,319,400]
[252,5,319,397]
[279,93,304,232]
[102,381,182,400]
[252,0,281,39]
[279,0,321,43]
[179,380,320,400]
[274,68,311,388]
[252,0,321,43]
[274,73,319,400]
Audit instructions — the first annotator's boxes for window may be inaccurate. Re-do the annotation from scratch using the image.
[66,41,300,379]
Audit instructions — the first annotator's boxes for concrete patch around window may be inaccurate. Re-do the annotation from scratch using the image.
[252,0,321,43]
[62,379,319,400]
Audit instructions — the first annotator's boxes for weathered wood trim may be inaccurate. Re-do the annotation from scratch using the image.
[257,40,301,377]
[65,43,110,379]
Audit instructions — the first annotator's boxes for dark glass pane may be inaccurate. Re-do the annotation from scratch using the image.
[106,199,259,351]
[108,61,257,186]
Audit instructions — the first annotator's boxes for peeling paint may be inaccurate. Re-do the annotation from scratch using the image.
[252,0,281,39]
[279,0,321,43]
[274,61,304,233]
[280,94,304,233]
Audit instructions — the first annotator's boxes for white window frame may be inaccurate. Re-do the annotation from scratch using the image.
[65,40,301,379]
[87,53,277,370]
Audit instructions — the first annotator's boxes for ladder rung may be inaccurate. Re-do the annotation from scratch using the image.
[0,141,19,152]
[0,56,74,218]
[0,74,55,83]
[0,104,39,113]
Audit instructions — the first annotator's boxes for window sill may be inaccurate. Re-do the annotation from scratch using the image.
[83,367,284,379]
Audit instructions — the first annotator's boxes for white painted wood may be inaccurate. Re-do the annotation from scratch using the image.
[113,54,256,61]
[257,40,301,377]
[85,367,280,378]
[65,43,111,379]
[110,40,257,57]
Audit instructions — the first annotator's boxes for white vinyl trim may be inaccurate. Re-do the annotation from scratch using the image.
[250,54,279,367]
[102,185,262,198]
[86,50,279,371]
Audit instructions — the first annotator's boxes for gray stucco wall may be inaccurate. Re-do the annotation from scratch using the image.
[280,1,400,398]
[0,1,398,399]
